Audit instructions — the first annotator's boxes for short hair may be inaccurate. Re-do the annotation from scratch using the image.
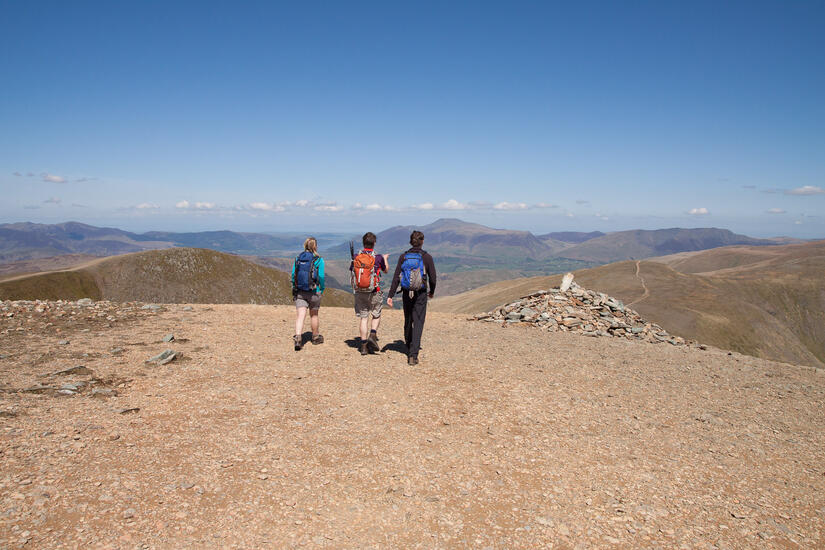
[303,237,317,254]
[410,230,424,247]
[362,232,376,248]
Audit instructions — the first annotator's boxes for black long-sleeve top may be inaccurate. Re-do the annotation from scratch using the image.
[387,247,437,297]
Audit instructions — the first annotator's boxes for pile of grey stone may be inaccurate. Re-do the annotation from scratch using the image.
[471,274,693,346]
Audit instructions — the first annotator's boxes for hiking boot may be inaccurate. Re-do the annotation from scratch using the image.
[311,334,324,345]
[293,335,303,351]
[360,342,369,356]
[407,356,418,366]
[367,333,379,352]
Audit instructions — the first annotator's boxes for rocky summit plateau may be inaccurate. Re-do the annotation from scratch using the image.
[1,296,824,547]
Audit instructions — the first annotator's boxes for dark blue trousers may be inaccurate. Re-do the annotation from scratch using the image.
[402,290,428,358]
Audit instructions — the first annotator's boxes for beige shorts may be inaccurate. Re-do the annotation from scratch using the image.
[354,289,384,318]
[294,290,321,310]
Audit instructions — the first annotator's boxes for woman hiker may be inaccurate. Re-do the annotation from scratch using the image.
[291,237,325,350]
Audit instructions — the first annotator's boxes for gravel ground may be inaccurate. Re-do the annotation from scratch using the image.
[1,302,824,548]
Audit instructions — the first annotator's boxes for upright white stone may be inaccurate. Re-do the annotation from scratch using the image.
[560,272,574,292]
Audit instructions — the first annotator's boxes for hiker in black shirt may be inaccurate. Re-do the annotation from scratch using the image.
[387,230,436,365]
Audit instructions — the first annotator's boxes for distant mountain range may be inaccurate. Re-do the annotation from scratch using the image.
[539,231,605,244]
[334,218,551,258]
[0,248,352,306]
[554,227,783,263]
[0,221,332,262]
[328,218,785,262]
[0,218,800,274]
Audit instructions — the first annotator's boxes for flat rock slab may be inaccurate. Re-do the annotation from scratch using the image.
[146,349,177,364]
[51,365,94,376]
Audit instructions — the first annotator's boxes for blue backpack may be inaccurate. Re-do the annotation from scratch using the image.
[400,252,426,291]
[294,251,318,291]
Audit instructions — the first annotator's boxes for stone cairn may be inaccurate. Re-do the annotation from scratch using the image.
[470,273,698,347]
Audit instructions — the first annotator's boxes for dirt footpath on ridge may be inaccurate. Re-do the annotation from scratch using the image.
[1,303,824,548]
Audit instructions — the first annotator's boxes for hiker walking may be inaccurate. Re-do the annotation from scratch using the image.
[291,237,325,350]
[387,230,436,365]
[350,232,389,355]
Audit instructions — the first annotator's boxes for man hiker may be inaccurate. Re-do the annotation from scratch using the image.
[350,232,388,355]
[291,237,326,351]
[387,230,436,365]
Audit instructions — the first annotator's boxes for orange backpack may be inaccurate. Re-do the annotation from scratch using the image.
[352,250,376,292]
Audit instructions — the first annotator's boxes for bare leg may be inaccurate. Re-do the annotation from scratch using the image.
[359,317,369,341]
[370,316,381,332]
[310,309,320,336]
[295,306,307,336]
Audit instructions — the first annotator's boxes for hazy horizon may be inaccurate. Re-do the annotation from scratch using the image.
[0,216,818,242]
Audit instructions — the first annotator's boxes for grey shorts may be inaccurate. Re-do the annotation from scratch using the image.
[294,290,321,310]
[354,289,384,318]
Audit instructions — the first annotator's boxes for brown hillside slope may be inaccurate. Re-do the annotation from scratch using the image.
[432,241,825,368]
[0,248,352,306]
[0,254,98,280]
[1,303,823,547]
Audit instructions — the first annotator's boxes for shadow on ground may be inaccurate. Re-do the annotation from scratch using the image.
[381,339,408,355]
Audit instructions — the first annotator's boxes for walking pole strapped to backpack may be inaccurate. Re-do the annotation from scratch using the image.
[351,248,377,292]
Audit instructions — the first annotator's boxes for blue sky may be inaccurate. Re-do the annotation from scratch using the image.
[1,1,823,237]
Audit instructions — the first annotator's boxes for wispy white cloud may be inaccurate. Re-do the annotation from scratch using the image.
[766,208,786,214]
[43,197,61,205]
[248,202,286,212]
[313,204,343,212]
[441,199,466,210]
[135,202,160,210]
[785,185,824,196]
[493,201,528,211]
[352,202,385,212]
[42,173,67,183]
[413,202,434,210]
[175,200,217,210]
[533,202,558,209]
[576,199,590,205]
[688,207,709,216]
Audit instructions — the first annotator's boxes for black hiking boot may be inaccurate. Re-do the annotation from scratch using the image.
[360,342,369,355]
[407,355,418,366]
[367,333,379,352]
[293,335,303,351]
